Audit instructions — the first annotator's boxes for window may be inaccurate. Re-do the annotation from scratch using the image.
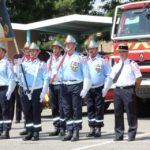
[117,8,150,37]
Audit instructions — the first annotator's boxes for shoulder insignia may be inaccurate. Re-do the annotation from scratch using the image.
[130,59,139,69]
[130,59,135,63]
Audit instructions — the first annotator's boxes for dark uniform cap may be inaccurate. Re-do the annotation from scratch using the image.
[13,54,19,59]
[13,53,23,59]
[118,44,128,52]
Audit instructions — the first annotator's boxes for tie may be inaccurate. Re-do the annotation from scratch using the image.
[113,62,124,83]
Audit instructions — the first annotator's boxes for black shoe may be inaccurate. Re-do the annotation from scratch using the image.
[94,127,101,137]
[71,130,79,142]
[114,137,123,141]
[32,132,39,141]
[59,129,65,137]
[86,127,95,137]
[128,137,135,141]
[23,132,33,141]
[49,129,60,136]
[20,130,28,136]
[0,131,10,139]
[62,131,72,141]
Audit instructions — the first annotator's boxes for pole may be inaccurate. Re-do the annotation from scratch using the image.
[13,38,20,54]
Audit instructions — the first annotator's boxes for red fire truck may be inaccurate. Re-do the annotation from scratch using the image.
[111,1,150,115]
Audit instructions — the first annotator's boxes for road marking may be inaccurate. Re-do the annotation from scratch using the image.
[72,141,113,150]
[72,132,150,150]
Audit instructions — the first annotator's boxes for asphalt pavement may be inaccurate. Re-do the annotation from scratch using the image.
[0,105,150,150]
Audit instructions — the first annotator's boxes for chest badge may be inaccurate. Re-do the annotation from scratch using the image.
[95,64,102,72]
[71,61,79,72]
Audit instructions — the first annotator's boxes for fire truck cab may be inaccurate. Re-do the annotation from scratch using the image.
[111,1,150,115]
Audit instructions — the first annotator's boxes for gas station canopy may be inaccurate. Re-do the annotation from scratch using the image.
[12,14,112,36]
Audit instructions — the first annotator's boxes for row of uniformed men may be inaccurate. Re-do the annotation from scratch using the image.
[0,34,142,142]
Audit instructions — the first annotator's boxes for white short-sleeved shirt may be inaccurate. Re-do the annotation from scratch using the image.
[110,58,142,87]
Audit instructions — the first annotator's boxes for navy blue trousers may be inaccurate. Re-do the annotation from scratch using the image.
[20,88,42,132]
[0,86,12,132]
[87,86,104,128]
[114,87,137,139]
[61,83,83,131]
[49,84,65,130]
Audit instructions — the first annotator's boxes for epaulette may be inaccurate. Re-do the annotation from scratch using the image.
[129,59,135,63]
[129,59,140,71]
[130,59,137,66]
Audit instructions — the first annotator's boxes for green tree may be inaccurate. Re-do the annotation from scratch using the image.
[100,0,144,17]
[6,0,95,23]
[6,0,55,23]
[6,0,96,49]
[54,0,95,16]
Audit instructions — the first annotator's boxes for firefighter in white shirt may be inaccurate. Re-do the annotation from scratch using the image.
[47,40,65,136]
[0,42,16,139]
[19,42,49,141]
[102,44,142,141]
[86,40,111,138]
[61,35,91,142]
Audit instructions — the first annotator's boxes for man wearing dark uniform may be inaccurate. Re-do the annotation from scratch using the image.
[102,44,142,141]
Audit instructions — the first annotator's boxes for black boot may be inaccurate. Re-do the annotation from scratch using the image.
[23,132,33,141]
[71,130,79,142]
[62,130,72,141]
[0,129,3,136]
[0,131,10,139]
[20,129,28,135]
[86,127,95,137]
[94,127,101,137]
[59,129,65,136]
[32,132,39,141]
[49,128,60,136]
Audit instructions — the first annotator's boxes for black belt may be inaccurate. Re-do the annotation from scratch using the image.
[63,80,77,82]
[0,86,8,90]
[116,85,135,89]
[24,88,42,93]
